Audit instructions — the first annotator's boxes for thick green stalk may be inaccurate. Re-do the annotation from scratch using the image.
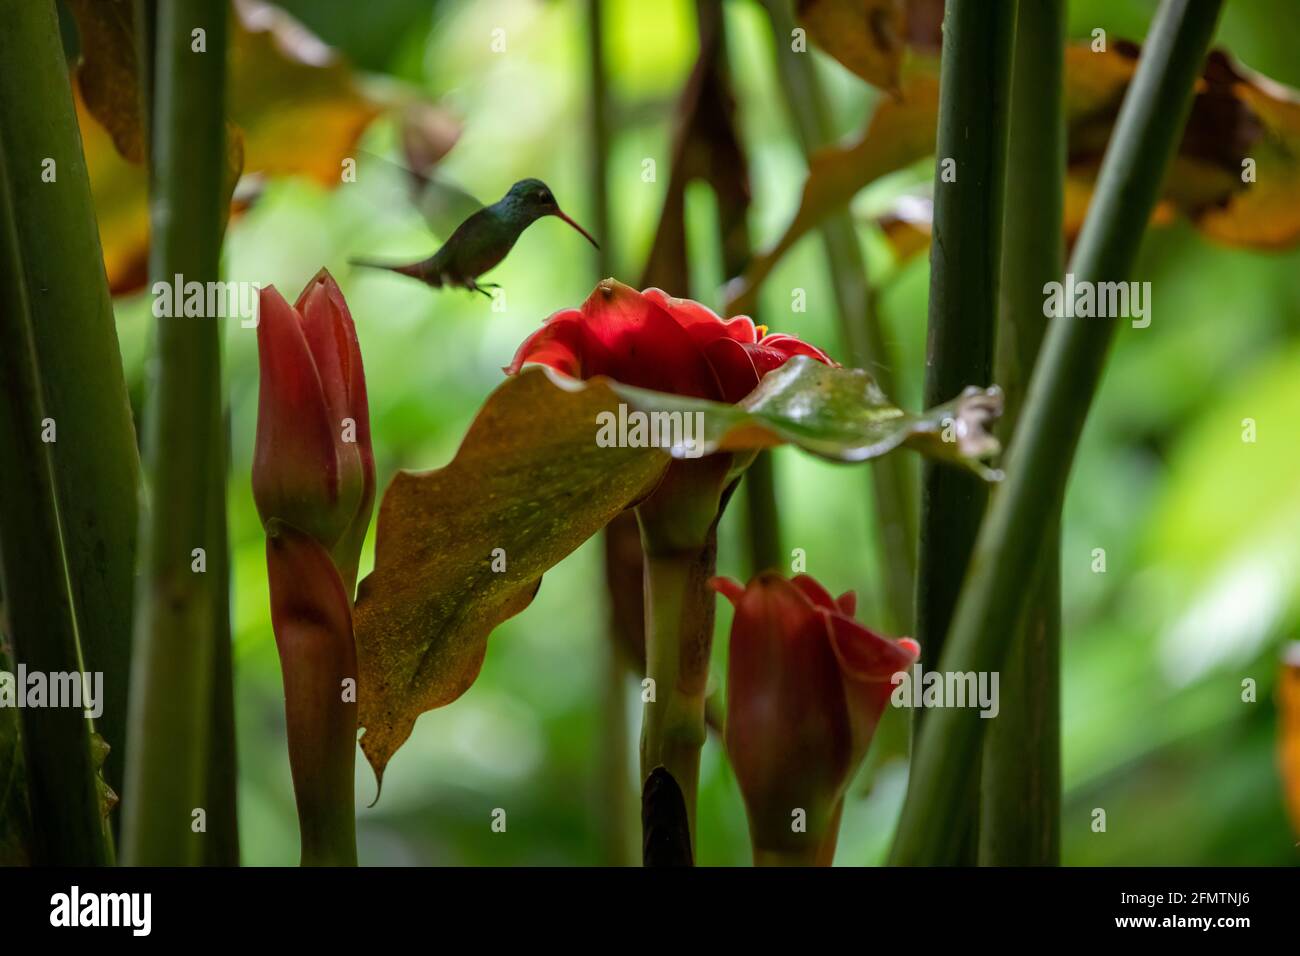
[753,798,842,867]
[637,526,719,848]
[913,0,1018,861]
[203,435,240,866]
[588,0,636,868]
[0,0,141,811]
[123,0,231,865]
[0,150,110,867]
[980,0,1066,866]
[742,454,782,574]
[761,0,914,634]
[890,0,1224,865]
[697,0,785,580]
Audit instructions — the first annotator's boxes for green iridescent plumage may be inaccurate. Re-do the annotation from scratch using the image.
[351,179,598,297]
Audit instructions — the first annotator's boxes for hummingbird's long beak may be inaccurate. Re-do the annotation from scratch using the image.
[554,209,600,249]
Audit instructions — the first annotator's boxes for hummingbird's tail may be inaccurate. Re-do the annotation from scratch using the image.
[348,257,442,287]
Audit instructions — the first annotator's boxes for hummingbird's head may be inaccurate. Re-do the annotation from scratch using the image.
[505,178,559,218]
[502,179,599,249]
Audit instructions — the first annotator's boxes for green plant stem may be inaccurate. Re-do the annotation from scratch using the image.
[123,0,231,866]
[890,0,1224,865]
[637,532,718,847]
[203,421,240,865]
[0,0,141,813]
[980,0,1066,867]
[699,0,785,580]
[753,798,842,867]
[587,0,637,868]
[742,453,783,574]
[762,0,914,634]
[0,150,110,867]
[913,0,1018,861]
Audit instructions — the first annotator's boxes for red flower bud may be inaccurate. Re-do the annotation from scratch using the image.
[712,572,920,864]
[508,279,835,404]
[253,269,373,589]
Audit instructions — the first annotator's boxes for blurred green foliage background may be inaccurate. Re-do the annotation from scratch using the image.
[104,0,1300,865]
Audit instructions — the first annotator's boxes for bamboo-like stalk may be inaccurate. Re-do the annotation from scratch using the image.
[123,0,232,866]
[638,531,719,846]
[890,0,1224,865]
[203,426,240,866]
[913,0,1019,861]
[980,0,1066,867]
[704,1,784,579]
[0,0,141,812]
[742,455,783,574]
[760,0,914,634]
[588,0,637,868]
[0,150,110,867]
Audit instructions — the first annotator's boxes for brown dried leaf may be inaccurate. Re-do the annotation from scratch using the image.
[230,0,383,186]
[82,1,393,294]
[1280,645,1300,841]
[66,0,144,163]
[796,0,908,94]
[730,44,1300,310]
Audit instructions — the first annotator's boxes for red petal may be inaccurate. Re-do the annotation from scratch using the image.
[295,269,374,583]
[581,282,722,398]
[791,574,837,611]
[835,591,857,617]
[702,337,762,404]
[725,574,852,846]
[826,612,918,766]
[826,612,920,682]
[253,286,341,540]
[708,575,746,605]
[743,337,837,378]
[507,309,587,378]
[642,287,759,347]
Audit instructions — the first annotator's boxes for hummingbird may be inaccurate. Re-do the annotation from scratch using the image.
[350,178,599,297]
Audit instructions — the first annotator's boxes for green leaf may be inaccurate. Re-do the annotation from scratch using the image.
[0,643,33,866]
[353,370,670,783]
[605,356,1002,479]
[353,362,1001,783]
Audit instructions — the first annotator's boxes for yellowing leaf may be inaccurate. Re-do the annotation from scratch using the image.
[79,0,390,294]
[1280,645,1300,841]
[730,44,1300,310]
[77,86,150,294]
[726,63,939,314]
[353,370,670,783]
[797,0,908,94]
[66,0,144,163]
[230,0,382,186]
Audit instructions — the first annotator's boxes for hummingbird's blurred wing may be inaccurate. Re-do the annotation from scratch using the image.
[355,148,484,241]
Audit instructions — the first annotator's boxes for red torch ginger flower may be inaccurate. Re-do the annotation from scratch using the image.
[711,572,920,865]
[253,268,374,590]
[507,280,835,404]
[253,268,374,865]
